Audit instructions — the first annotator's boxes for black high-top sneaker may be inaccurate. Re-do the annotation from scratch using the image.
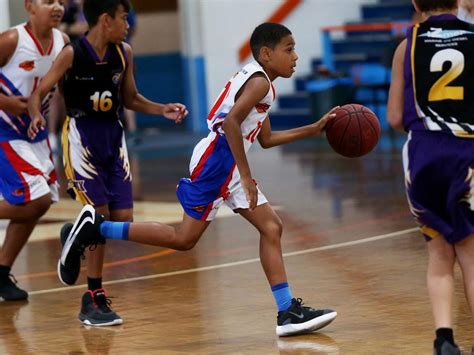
[58,205,104,285]
[79,289,123,327]
[276,298,337,337]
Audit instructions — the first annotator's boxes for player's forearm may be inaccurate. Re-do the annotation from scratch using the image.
[125,93,165,116]
[387,108,405,132]
[261,124,317,148]
[0,93,7,110]
[27,92,43,118]
[388,121,405,133]
[223,119,252,179]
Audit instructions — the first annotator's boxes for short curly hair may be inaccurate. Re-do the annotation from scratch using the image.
[250,23,292,60]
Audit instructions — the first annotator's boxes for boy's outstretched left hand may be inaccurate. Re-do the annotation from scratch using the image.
[163,103,188,124]
[311,106,339,135]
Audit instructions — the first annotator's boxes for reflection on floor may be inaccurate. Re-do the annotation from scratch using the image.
[0,131,472,353]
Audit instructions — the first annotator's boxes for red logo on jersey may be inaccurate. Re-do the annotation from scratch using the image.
[19,60,35,72]
[192,205,206,212]
[12,188,24,196]
[255,103,270,113]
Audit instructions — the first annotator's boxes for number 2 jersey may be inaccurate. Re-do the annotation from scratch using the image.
[63,37,128,121]
[404,14,474,136]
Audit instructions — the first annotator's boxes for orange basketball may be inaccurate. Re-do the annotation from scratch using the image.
[325,104,381,158]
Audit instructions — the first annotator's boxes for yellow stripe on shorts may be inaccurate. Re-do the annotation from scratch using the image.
[62,117,94,206]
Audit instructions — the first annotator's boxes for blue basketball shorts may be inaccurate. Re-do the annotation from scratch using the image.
[0,138,58,204]
[177,132,267,221]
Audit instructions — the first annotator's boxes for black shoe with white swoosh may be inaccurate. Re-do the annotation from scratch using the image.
[58,205,104,285]
[276,298,337,337]
[58,223,80,286]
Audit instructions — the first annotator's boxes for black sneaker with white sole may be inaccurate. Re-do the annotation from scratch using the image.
[58,223,81,286]
[58,205,104,285]
[276,298,337,337]
[79,289,123,327]
[0,274,28,301]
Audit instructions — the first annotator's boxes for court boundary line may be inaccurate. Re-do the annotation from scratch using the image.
[29,227,418,296]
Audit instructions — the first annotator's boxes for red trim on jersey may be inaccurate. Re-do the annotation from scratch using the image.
[245,121,263,143]
[32,77,39,92]
[0,142,45,202]
[208,81,231,120]
[271,83,276,102]
[219,163,236,199]
[190,134,219,181]
[24,25,53,56]
[200,202,214,221]
[48,169,57,185]
[45,138,57,184]
[47,32,55,55]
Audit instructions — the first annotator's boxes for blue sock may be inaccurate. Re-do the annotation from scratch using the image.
[100,221,130,241]
[271,282,293,312]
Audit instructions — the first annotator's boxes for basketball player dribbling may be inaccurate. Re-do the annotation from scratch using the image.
[58,22,339,336]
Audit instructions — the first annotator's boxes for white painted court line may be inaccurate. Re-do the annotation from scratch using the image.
[29,227,418,296]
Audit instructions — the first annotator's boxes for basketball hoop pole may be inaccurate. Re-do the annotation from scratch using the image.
[0,0,10,31]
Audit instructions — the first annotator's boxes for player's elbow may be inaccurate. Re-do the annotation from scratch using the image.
[259,138,272,149]
[386,110,403,131]
[123,92,138,110]
[221,118,231,132]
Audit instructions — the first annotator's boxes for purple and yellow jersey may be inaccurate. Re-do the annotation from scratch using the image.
[62,37,128,122]
[404,14,474,136]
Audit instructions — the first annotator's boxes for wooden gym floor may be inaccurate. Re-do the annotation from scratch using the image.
[0,132,472,354]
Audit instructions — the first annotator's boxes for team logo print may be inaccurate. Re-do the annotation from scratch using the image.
[67,179,87,192]
[19,60,35,72]
[192,205,207,212]
[255,103,270,113]
[112,72,122,85]
[419,28,474,39]
[12,188,24,196]
[75,76,94,81]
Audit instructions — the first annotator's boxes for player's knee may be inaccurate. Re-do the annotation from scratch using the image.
[429,244,455,265]
[175,237,198,251]
[31,197,52,219]
[19,196,51,220]
[263,219,283,239]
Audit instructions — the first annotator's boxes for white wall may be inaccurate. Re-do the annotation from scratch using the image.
[7,0,26,26]
[132,12,181,55]
[0,0,10,31]
[199,0,377,107]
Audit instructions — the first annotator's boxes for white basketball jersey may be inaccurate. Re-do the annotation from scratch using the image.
[0,24,64,141]
[207,61,275,152]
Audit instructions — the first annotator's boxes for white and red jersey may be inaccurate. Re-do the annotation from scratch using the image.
[207,61,275,152]
[0,23,64,142]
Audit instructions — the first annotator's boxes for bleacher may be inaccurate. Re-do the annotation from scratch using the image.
[271,0,413,130]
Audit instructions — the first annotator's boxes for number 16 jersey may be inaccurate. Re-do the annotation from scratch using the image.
[404,14,474,136]
[63,37,128,121]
